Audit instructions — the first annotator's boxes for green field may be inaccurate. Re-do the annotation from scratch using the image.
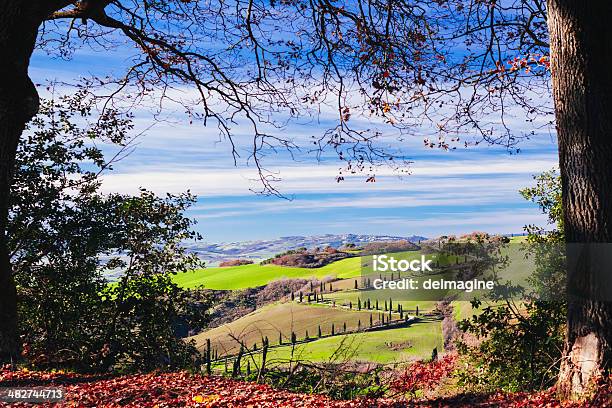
[190,302,386,356]
[212,320,444,366]
[183,242,534,366]
[266,320,443,363]
[180,249,448,365]
[325,289,438,314]
[174,257,362,290]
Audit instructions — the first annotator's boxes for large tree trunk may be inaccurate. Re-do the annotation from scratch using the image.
[0,2,41,363]
[547,0,612,399]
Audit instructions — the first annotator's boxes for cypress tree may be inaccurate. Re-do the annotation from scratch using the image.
[318,325,322,338]
[331,323,335,336]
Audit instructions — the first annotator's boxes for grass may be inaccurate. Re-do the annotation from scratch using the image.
[174,257,363,290]
[452,300,482,321]
[325,289,438,314]
[216,320,444,366]
[190,302,386,356]
[266,320,443,363]
[182,250,445,365]
[183,240,534,366]
[174,249,430,291]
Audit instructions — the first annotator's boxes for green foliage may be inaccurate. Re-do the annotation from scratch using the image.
[13,93,210,373]
[456,299,565,392]
[520,170,563,242]
[245,365,386,400]
[520,171,565,299]
[456,170,566,392]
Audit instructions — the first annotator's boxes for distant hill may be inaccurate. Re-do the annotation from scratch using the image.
[183,234,427,265]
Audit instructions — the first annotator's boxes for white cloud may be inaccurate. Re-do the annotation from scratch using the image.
[323,209,550,237]
[100,154,558,197]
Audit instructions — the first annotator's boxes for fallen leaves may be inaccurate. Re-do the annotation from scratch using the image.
[390,354,457,396]
[1,364,610,407]
[0,368,383,407]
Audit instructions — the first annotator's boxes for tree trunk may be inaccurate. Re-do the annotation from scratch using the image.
[0,2,41,363]
[547,0,612,399]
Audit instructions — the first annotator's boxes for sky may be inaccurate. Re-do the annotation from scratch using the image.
[29,46,559,244]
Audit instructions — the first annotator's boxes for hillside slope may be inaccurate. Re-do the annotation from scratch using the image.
[174,257,362,290]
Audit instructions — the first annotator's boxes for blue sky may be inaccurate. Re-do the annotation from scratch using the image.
[30,48,559,243]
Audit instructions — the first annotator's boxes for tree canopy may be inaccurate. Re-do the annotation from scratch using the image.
[36,0,551,192]
[13,92,210,372]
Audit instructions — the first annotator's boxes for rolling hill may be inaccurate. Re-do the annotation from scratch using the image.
[173,256,363,290]
[189,302,387,356]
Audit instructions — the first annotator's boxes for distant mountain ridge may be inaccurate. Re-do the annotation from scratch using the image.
[183,234,427,265]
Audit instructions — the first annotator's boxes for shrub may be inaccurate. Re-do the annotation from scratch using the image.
[256,278,308,304]
[13,94,210,373]
[261,246,353,268]
[219,259,254,267]
[246,363,386,400]
[455,170,566,392]
[360,240,418,255]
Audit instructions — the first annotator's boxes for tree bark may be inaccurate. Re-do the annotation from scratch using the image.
[547,0,612,399]
[0,2,41,362]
